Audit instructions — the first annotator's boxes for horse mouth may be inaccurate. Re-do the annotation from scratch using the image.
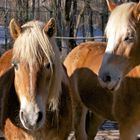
[21,122,41,131]
[20,118,44,132]
[98,77,121,91]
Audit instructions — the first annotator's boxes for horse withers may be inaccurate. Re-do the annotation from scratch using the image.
[0,18,73,140]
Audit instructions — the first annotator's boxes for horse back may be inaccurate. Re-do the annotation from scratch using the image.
[64,41,106,76]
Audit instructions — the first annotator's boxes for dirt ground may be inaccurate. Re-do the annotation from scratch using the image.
[67,130,120,140]
[95,130,120,140]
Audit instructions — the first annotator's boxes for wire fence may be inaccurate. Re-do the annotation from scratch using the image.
[0,33,106,55]
[55,36,106,40]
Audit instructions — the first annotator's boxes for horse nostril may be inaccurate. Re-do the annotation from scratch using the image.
[20,111,27,123]
[20,111,28,123]
[103,74,111,83]
[37,111,43,123]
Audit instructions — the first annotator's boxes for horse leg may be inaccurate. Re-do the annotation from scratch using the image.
[73,104,88,140]
[119,123,139,140]
[69,75,88,140]
[86,111,104,140]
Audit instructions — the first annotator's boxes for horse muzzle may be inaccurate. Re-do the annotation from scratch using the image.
[20,108,44,131]
[98,72,121,91]
[20,111,43,131]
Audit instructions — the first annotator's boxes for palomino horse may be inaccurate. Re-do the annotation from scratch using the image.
[0,18,73,140]
[64,1,140,140]
[64,41,112,140]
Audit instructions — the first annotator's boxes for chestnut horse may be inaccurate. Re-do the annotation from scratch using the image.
[0,18,74,140]
[64,1,140,140]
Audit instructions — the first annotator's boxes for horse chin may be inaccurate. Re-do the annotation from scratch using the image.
[108,79,121,91]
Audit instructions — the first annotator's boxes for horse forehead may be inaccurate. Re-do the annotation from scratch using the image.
[106,3,135,38]
[22,20,44,30]
[19,62,40,74]
[111,2,135,20]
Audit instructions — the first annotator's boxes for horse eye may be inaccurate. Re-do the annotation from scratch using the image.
[124,36,129,41]
[124,34,134,42]
[12,61,18,70]
[46,63,50,69]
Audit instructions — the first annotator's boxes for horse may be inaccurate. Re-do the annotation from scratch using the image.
[64,41,112,139]
[0,18,74,140]
[64,1,140,140]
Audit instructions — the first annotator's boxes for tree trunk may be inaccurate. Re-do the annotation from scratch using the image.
[74,6,85,37]
[89,11,94,40]
[32,0,35,19]
[68,0,77,49]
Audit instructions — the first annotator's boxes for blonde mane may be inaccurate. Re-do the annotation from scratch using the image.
[12,20,63,111]
[105,2,136,40]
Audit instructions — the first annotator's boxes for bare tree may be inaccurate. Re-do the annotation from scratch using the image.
[32,0,35,18]
[68,0,77,49]
[14,0,29,24]
[0,0,112,52]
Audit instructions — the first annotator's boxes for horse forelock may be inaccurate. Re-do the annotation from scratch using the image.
[12,20,63,111]
[13,21,53,63]
[105,2,137,41]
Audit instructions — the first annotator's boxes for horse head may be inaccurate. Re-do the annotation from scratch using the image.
[99,1,140,91]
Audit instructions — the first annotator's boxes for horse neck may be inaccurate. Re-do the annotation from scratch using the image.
[126,65,140,78]
[45,67,72,129]
[116,65,140,97]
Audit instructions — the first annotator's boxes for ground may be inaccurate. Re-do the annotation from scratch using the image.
[95,130,119,140]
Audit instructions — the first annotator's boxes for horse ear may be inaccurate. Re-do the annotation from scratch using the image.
[0,67,14,129]
[43,18,56,37]
[106,0,117,12]
[133,2,140,22]
[9,18,21,40]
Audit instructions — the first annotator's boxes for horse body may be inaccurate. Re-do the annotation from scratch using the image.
[64,42,113,139]
[111,67,140,140]
[0,19,73,140]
